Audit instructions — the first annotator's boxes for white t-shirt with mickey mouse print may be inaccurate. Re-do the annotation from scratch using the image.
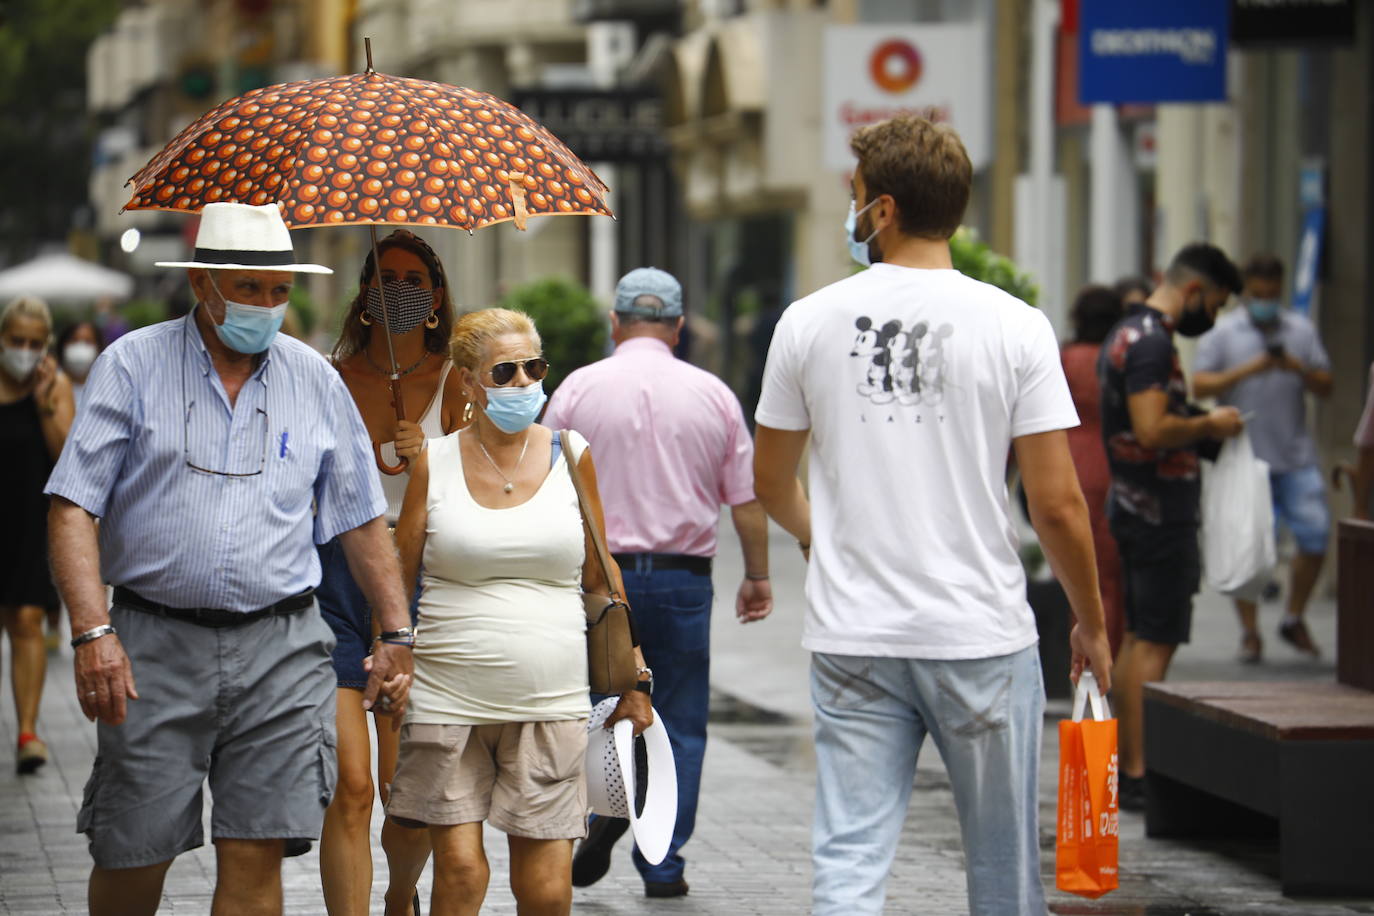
[755,262,1079,660]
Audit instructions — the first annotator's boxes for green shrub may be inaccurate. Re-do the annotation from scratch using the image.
[289,284,318,338]
[119,299,170,329]
[949,227,1039,307]
[496,277,607,394]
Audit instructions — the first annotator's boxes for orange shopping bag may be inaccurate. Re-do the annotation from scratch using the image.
[1056,671,1119,898]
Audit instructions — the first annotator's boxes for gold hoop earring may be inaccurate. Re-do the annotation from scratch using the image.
[462,401,474,424]
[425,311,440,329]
[359,311,372,327]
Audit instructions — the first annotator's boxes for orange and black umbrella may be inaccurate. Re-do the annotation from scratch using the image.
[124,52,610,230]
[124,42,612,473]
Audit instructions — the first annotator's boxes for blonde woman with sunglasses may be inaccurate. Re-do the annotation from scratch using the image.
[386,308,653,916]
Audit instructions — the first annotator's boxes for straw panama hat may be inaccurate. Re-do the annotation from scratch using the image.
[585,697,678,866]
[155,202,333,274]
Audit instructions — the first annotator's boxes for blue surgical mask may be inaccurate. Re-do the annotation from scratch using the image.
[844,199,880,267]
[207,281,287,354]
[483,381,547,434]
[1246,298,1281,325]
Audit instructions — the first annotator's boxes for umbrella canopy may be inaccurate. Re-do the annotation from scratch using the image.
[0,252,134,302]
[123,70,612,231]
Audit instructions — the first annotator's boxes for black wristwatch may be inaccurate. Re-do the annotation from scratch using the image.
[634,665,653,695]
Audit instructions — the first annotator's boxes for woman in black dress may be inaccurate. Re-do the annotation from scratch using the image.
[0,296,75,773]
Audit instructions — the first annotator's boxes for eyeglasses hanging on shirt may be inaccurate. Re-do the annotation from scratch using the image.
[181,317,270,477]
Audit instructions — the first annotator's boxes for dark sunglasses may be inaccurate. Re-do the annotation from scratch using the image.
[488,358,549,386]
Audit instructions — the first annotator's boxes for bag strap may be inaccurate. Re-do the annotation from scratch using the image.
[560,429,624,603]
[1071,671,1111,722]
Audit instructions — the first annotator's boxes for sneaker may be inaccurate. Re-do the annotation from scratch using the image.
[1238,631,1263,664]
[1118,774,1146,812]
[644,879,689,898]
[16,734,47,775]
[1278,618,1321,657]
[571,816,629,888]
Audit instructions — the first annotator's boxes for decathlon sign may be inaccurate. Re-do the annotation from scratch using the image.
[822,23,990,172]
[1079,0,1229,104]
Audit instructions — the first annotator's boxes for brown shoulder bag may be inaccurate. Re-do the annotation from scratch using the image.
[560,430,639,695]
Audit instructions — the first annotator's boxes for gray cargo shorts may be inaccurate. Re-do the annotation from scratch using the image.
[78,601,338,869]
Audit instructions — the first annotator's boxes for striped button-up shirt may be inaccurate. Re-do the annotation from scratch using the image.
[45,311,385,613]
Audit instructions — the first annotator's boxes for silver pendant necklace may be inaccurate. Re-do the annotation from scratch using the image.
[474,430,530,493]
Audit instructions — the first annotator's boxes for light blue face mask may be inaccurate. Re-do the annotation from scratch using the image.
[483,381,548,434]
[208,280,287,354]
[1245,298,1281,325]
[844,199,880,267]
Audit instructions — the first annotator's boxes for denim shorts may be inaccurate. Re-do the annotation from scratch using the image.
[1272,464,1331,555]
[78,602,337,868]
[316,538,419,689]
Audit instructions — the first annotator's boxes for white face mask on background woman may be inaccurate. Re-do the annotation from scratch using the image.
[0,344,42,381]
[62,341,98,377]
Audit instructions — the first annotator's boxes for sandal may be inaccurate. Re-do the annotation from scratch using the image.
[17,734,47,775]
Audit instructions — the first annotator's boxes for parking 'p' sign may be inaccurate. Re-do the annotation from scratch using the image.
[1079,0,1229,105]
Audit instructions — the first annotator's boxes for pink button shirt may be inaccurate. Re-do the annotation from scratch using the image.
[543,337,755,556]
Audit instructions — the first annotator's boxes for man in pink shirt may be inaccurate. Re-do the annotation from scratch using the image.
[543,266,773,898]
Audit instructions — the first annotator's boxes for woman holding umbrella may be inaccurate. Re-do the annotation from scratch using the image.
[0,295,75,773]
[320,229,465,916]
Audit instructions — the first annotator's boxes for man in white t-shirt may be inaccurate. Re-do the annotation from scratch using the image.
[754,115,1113,915]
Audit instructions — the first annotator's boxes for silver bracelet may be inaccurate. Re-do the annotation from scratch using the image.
[70,624,117,649]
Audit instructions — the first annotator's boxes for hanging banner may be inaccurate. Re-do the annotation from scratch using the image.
[822,23,990,171]
[1292,160,1326,318]
[1079,0,1229,104]
[1231,0,1355,47]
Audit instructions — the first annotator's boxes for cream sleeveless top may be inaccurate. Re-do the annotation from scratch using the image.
[406,428,591,725]
[378,360,453,523]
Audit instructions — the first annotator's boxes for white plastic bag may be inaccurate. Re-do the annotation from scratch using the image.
[1200,432,1275,597]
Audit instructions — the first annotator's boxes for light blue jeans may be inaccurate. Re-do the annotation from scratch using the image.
[810,646,1046,916]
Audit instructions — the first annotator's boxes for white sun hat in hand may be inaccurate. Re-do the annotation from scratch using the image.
[584,696,678,866]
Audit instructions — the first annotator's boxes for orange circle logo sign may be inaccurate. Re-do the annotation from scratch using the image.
[870,40,922,94]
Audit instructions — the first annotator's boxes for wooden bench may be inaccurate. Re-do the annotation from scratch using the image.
[1144,681,1374,895]
[1142,518,1374,896]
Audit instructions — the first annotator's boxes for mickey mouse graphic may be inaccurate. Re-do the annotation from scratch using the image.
[918,323,955,406]
[894,321,927,405]
[849,317,903,401]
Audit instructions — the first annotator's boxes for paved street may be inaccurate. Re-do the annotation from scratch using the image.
[1,514,1369,914]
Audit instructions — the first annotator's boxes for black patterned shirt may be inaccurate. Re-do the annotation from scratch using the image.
[1097,303,1201,526]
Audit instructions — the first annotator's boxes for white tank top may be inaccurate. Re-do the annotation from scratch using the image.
[406,428,591,725]
[378,360,453,523]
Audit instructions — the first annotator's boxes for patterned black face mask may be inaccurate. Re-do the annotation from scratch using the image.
[365,281,434,335]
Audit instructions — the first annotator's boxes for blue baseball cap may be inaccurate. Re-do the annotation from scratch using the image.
[614,267,683,318]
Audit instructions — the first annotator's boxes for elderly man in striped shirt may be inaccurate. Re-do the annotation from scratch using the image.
[544,267,773,898]
[45,203,413,916]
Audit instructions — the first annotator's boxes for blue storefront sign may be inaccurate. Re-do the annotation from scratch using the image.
[1292,160,1326,317]
[1079,0,1229,104]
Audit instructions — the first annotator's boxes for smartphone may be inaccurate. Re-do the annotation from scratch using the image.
[1266,342,1285,359]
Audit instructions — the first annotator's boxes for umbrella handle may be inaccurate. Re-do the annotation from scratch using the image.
[374,374,409,475]
[374,440,408,476]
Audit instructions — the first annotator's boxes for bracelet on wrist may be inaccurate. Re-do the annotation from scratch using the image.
[71,624,117,648]
[379,638,415,648]
[377,626,414,641]
[745,572,769,581]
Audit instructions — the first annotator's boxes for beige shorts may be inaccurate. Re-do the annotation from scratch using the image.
[387,720,589,840]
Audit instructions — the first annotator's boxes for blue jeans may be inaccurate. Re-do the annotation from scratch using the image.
[811,646,1046,916]
[613,557,713,884]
